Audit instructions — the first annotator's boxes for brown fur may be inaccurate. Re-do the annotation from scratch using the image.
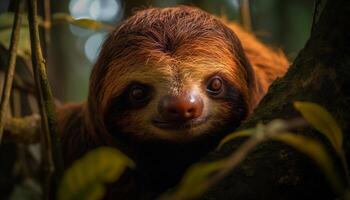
[58,6,288,199]
[227,23,289,96]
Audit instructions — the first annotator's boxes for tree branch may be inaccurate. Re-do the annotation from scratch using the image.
[0,0,25,143]
[27,0,63,198]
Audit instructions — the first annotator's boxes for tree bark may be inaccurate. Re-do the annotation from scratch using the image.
[202,0,350,199]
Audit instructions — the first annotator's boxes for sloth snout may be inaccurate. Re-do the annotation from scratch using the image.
[158,92,203,122]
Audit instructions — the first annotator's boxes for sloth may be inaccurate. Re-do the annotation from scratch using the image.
[58,5,288,199]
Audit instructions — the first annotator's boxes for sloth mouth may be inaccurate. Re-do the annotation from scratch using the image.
[152,117,209,130]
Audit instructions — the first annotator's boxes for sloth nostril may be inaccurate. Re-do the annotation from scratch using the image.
[169,108,178,114]
[187,108,194,114]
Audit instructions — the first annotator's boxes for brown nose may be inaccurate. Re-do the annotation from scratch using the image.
[158,93,203,122]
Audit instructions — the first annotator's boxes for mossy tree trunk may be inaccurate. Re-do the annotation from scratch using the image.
[203,0,350,199]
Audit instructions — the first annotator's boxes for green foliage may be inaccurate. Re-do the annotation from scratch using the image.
[272,132,343,194]
[0,12,22,29]
[57,147,135,200]
[294,101,343,157]
[161,159,228,200]
[0,12,31,59]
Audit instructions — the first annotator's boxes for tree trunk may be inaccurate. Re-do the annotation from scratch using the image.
[202,0,350,199]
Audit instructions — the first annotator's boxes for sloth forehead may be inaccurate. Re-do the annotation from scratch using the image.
[103,57,240,96]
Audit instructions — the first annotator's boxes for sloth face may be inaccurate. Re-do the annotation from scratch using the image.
[104,58,248,142]
[89,6,255,143]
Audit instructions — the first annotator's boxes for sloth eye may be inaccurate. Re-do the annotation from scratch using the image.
[129,84,150,103]
[207,76,223,95]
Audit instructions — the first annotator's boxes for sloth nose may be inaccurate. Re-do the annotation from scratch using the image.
[159,93,203,122]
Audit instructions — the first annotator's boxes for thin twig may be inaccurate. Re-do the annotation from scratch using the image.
[27,0,63,198]
[0,0,25,143]
[239,0,252,31]
[1,69,61,104]
[28,0,54,198]
[42,0,51,58]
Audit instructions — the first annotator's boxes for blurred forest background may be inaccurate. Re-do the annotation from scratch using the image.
[0,0,313,102]
[2,1,345,200]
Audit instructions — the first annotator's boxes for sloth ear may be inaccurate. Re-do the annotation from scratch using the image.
[236,51,263,112]
[220,26,261,113]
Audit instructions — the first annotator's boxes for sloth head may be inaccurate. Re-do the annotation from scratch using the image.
[85,6,259,143]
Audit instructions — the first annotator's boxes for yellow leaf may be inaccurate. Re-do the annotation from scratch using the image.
[294,101,343,156]
[52,13,113,31]
[0,12,31,59]
[217,128,255,150]
[273,133,343,194]
[57,147,135,200]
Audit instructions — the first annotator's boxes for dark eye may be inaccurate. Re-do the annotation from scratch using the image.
[207,76,223,95]
[129,84,150,103]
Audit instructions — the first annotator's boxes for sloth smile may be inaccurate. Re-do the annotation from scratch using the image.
[152,117,208,130]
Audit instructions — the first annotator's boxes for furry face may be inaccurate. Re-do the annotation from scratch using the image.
[104,58,248,142]
[86,6,258,143]
[58,6,289,198]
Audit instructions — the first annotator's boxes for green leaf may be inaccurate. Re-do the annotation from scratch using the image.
[294,101,343,156]
[0,12,31,59]
[164,160,228,200]
[0,12,23,29]
[57,147,135,200]
[217,128,255,150]
[273,132,343,194]
[0,12,42,29]
[52,13,113,31]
